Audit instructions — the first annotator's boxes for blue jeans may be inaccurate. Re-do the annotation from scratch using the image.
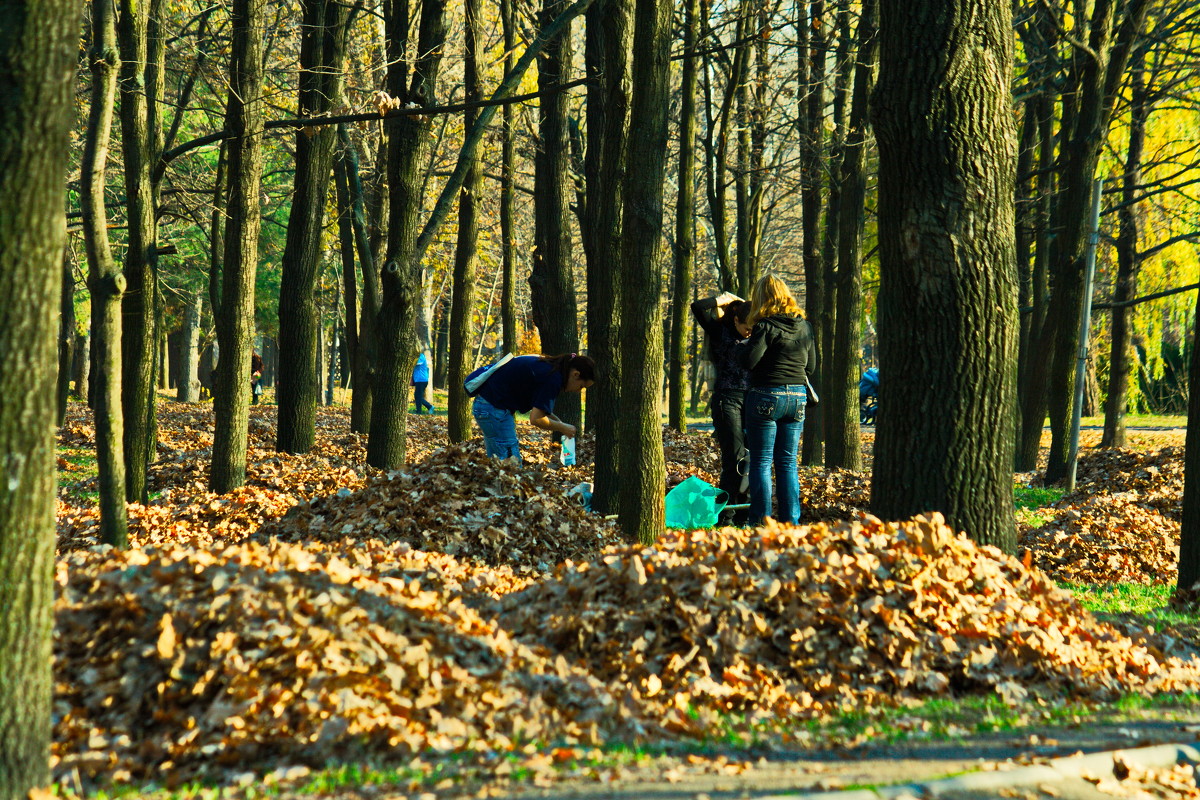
[472,396,520,461]
[745,385,806,524]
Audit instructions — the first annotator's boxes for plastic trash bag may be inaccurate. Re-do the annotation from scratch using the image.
[664,476,728,529]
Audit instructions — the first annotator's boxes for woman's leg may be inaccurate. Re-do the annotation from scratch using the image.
[772,386,807,524]
[711,389,747,507]
[745,388,779,523]
[471,397,521,460]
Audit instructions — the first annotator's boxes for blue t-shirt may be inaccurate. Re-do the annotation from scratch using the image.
[412,352,430,384]
[477,355,563,414]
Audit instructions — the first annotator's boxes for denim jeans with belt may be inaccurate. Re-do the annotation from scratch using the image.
[472,395,521,461]
[745,384,807,524]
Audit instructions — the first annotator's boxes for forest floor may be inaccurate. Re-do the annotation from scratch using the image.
[52,399,1198,800]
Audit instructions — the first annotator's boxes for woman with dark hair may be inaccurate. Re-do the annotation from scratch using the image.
[691,291,753,522]
[468,353,596,461]
[741,274,816,525]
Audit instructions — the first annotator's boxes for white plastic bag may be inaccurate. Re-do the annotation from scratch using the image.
[560,436,576,466]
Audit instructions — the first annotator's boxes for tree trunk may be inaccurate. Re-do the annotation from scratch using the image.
[179,291,202,401]
[57,252,76,424]
[500,0,519,355]
[1102,44,1147,449]
[618,0,670,544]
[73,329,91,403]
[870,0,1018,551]
[531,0,581,429]
[211,0,267,492]
[81,0,128,546]
[277,0,348,453]
[367,0,447,469]
[583,0,631,514]
[799,0,826,466]
[337,126,380,433]
[667,0,699,433]
[1042,0,1149,483]
[1176,286,1200,605]
[0,0,76,792]
[448,0,482,443]
[825,0,876,471]
[118,0,159,503]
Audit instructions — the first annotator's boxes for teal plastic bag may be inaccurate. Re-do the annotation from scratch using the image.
[664,476,729,529]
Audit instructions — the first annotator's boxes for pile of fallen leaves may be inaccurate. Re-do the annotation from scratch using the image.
[256,441,624,572]
[53,539,636,784]
[1020,447,1183,585]
[497,513,1200,736]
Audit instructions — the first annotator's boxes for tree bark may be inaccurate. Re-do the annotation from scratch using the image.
[583,0,631,514]
[667,0,700,433]
[178,290,202,401]
[277,0,348,453]
[118,0,160,503]
[337,126,380,433]
[448,0,482,443]
[799,0,826,466]
[531,0,581,428]
[211,0,267,492]
[367,0,447,469]
[1176,286,1200,605]
[618,0,670,544]
[0,0,76,792]
[825,0,876,471]
[1102,43,1147,449]
[57,252,76,424]
[870,0,1018,551]
[81,0,129,546]
[500,0,519,355]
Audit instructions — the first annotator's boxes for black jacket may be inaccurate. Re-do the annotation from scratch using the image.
[741,314,816,388]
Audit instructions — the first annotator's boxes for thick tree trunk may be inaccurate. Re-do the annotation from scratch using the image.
[667,0,699,433]
[825,0,876,471]
[618,0,670,544]
[799,0,826,466]
[277,0,348,453]
[210,0,266,492]
[447,0,482,443]
[81,0,128,546]
[583,0,631,514]
[118,0,159,504]
[367,0,447,470]
[1102,45,1147,449]
[0,0,76,792]
[870,0,1018,551]
[531,0,580,428]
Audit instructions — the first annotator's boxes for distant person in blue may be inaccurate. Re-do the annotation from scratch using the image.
[411,352,434,414]
[468,353,596,461]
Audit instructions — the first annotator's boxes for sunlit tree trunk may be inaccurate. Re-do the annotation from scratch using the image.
[870,0,1018,550]
[799,0,826,466]
[211,0,267,492]
[81,0,128,546]
[0,0,77,793]
[500,0,519,355]
[277,0,349,453]
[618,0,670,544]
[1177,288,1200,605]
[178,291,202,401]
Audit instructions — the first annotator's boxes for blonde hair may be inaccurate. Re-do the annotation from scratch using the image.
[748,275,804,326]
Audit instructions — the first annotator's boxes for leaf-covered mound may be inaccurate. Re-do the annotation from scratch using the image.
[254,442,625,572]
[1020,447,1183,584]
[497,514,1200,735]
[53,539,634,783]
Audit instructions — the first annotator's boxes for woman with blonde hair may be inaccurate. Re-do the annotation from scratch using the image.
[740,274,817,524]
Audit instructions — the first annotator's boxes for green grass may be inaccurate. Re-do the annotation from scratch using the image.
[58,447,100,504]
[1079,414,1186,428]
[1067,583,1200,625]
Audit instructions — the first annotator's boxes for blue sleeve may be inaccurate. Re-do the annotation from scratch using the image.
[530,372,562,414]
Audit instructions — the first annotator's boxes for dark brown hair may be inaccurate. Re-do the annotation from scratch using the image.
[541,353,597,382]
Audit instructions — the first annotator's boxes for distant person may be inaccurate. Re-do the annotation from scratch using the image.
[250,351,264,404]
[412,352,434,414]
[741,275,817,525]
[691,291,753,524]
[468,353,596,461]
